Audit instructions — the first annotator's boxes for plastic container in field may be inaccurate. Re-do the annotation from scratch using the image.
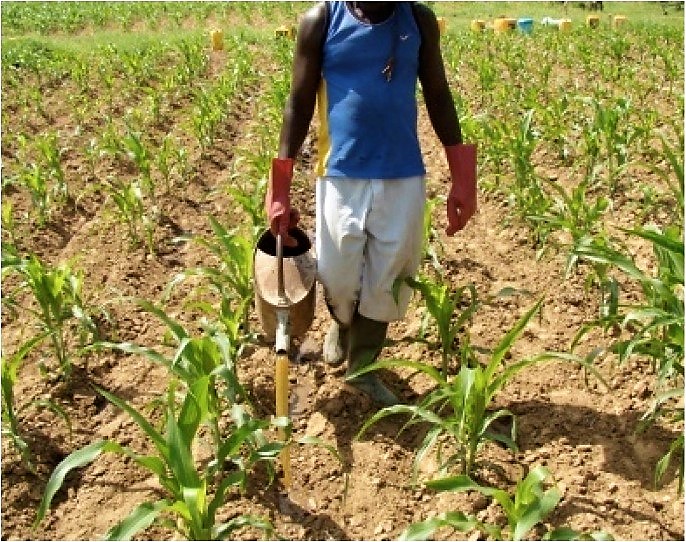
[437,16,447,34]
[517,18,534,34]
[470,19,486,32]
[586,15,600,28]
[613,15,627,28]
[558,19,572,32]
[210,29,223,51]
[275,25,296,39]
[494,18,516,33]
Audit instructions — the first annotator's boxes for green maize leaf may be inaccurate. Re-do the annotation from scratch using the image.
[184,337,217,377]
[412,425,442,481]
[91,341,174,371]
[166,407,201,489]
[513,485,561,540]
[356,404,447,441]
[486,298,543,381]
[623,226,684,260]
[426,474,514,517]
[297,435,344,463]
[168,499,192,522]
[575,243,648,284]
[177,375,210,447]
[96,386,167,454]
[2,331,50,380]
[530,352,610,389]
[481,409,517,450]
[213,514,274,540]
[346,357,445,384]
[35,440,120,525]
[654,434,684,491]
[218,418,270,461]
[251,442,284,460]
[137,298,189,341]
[207,474,240,526]
[104,499,171,541]
[214,363,247,405]
[130,454,168,479]
[182,484,207,537]
[399,511,480,541]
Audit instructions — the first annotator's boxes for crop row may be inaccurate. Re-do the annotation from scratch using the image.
[1,5,683,540]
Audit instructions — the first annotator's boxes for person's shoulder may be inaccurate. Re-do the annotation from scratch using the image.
[297,2,328,48]
[409,2,439,41]
[300,1,328,29]
[411,2,438,27]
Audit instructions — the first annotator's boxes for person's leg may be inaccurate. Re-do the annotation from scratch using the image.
[316,176,425,405]
[346,176,426,405]
[345,311,399,406]
[316,177,367,365]
[316,177,370,325]
[358,176,426,322]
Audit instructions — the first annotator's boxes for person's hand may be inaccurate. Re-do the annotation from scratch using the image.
[445,144,477,235]
[265,158,300,247]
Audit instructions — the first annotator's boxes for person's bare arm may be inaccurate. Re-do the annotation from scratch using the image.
[278,2,327,159]
[413,3,462,146]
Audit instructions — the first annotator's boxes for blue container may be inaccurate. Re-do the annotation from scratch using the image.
[517,18,534,34]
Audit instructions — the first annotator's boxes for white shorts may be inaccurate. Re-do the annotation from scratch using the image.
[315,176,426,325]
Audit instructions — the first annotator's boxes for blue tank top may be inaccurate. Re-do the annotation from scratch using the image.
[316,1,426,179]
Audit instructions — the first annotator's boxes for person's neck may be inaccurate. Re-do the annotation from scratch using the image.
[348,1,395,24]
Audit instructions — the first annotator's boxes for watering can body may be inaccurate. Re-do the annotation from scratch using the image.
[253,227,316,342]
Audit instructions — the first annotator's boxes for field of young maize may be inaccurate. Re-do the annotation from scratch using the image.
[1,2,683,540]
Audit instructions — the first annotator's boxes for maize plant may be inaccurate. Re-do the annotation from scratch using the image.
[21,163,51,227]
[67,301,340,539]
[526,176,610,272]
[166,216,255,333]
[402,466,614,541]
[3,254,98,379]
[105,178,157,254]
[35,131,68,203]
[573,225,684,491]
[356,299,547,477]
[35,384,282,540]
[1,334,72,472]
[401,277,479,376]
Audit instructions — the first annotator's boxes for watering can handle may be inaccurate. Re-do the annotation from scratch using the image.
[276,233,288,306]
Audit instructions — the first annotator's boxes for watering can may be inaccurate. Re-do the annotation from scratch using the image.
[253,226,317,348]
[253,227,316,488]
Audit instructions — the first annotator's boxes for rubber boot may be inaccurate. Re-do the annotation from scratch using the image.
[345,313,401,406]
[323,321,349,366]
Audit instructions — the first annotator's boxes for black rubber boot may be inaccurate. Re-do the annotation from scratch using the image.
[345,313,401,406]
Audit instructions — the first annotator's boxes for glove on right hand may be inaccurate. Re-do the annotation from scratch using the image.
[265,158,300,247]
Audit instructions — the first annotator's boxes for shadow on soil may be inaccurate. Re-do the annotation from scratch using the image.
[510,399,682,489]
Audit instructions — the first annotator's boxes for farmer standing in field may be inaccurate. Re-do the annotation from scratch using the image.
[265,1,476,405]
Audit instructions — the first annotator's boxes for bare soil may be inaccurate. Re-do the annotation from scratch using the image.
[1,34,683,542]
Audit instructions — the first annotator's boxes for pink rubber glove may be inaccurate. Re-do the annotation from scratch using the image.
[445,144,477,235]
[265,158,300,247]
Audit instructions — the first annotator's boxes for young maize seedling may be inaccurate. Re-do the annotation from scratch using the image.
[35,384,281,540]
[356,299,544,478]
[8,255,97,380]
[402,277,479,377]
[573,225,684,491]
[401,466,614,541]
